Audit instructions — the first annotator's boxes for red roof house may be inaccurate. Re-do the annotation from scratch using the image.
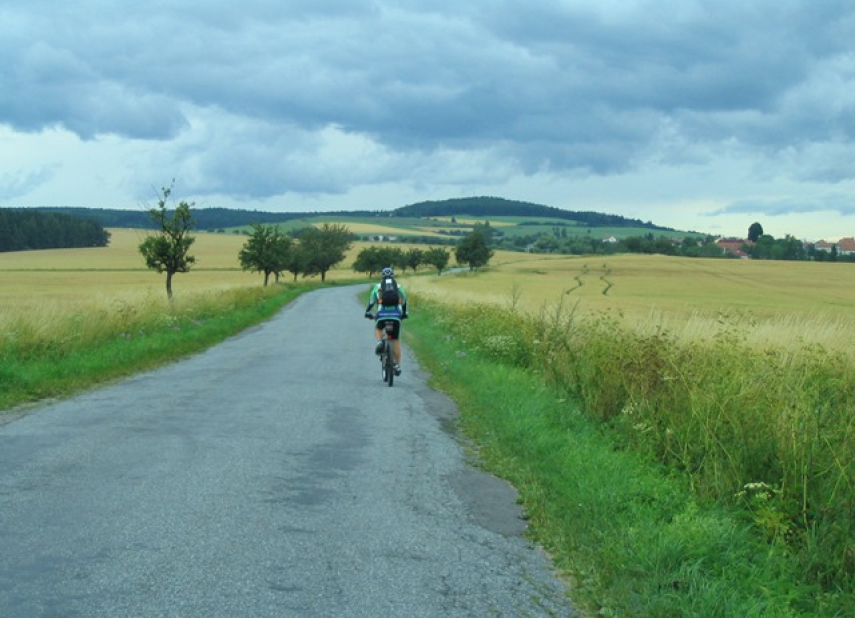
[837,237,855,255]
[715,237,751,257]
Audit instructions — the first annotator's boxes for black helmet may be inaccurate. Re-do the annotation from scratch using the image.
[381,266,394,277]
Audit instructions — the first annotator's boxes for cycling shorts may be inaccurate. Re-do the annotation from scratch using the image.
[375,318,401,340]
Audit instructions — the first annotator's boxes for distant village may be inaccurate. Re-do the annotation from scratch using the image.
[714,236,855,259]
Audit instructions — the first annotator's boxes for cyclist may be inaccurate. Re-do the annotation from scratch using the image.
[364,266,408,376]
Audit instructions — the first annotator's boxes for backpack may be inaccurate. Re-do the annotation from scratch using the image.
[379,276,400,307]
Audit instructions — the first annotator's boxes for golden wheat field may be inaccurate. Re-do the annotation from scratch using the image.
[1,229,424,308]
[406,253,855,353]
[323,222,450,238]
[3,227,855,353]
[0,229,255,303]
[0,227,445,311]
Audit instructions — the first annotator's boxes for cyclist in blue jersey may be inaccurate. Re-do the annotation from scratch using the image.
[364,266,408,376]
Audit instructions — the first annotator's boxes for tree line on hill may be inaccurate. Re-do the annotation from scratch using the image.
[10,199,842,269]
[0,210,110,252]
[31,206,310,230]
[466,221,720,257]
[497,223,855,262]
[28,196,675,232]
[392,196,675,230]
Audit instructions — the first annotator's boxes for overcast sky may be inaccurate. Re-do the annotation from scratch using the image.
[2,1,854,240]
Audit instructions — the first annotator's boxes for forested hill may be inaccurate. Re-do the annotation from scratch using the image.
[25,196,673,231]
[393,197,674,230]
[31,207,310,230]
[0,210,110,252]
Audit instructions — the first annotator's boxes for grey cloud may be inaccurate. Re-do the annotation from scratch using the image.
[0,167,55,200]
[164,114,376,199]
[787,143,855,184]
[476,1,853,172]
[712,194,855,217]
[0,26,188,139]
[2,0,855,200]
[477,2,810,110]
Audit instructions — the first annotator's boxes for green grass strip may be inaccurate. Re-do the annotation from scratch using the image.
[405,307,839,617]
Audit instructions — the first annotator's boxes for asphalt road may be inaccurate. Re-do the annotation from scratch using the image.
[0,285,577,617]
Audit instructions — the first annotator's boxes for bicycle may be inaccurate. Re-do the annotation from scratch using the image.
[366,314,396,387]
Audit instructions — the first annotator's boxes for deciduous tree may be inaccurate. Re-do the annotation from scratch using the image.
[238,224,292,286]
[748,222,764,243]
[455,228,493,270]
[296,223,353,281]
[138,186,196,299]
[424,247,451,274]
[352,245,404,277]
[405,248,424,272]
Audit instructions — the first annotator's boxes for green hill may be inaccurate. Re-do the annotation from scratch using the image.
[27,197,675,233]
[393,196,675,231]
[29,206,309,230]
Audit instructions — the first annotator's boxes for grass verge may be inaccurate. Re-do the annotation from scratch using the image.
[0,283,318,412]
[404,299,847,617]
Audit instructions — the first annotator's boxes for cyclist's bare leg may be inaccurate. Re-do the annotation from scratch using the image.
[374,321,402,366]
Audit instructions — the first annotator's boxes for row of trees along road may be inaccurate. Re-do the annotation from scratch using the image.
[138,189,355,298]
[351,245,451,276]
[237,223,353,285]
[139,190,496,298]
[351,223,494,276]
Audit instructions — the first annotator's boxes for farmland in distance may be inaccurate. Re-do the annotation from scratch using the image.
[407,253,855,354]
[3,227,854,355]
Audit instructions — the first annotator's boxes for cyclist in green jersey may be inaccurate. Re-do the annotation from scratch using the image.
[364,267,408,376]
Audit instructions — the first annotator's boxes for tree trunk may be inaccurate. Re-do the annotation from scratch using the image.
[263,271,270,287]
[166,271,174,299]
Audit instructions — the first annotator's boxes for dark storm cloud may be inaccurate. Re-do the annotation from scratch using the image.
[1,0,854,199]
